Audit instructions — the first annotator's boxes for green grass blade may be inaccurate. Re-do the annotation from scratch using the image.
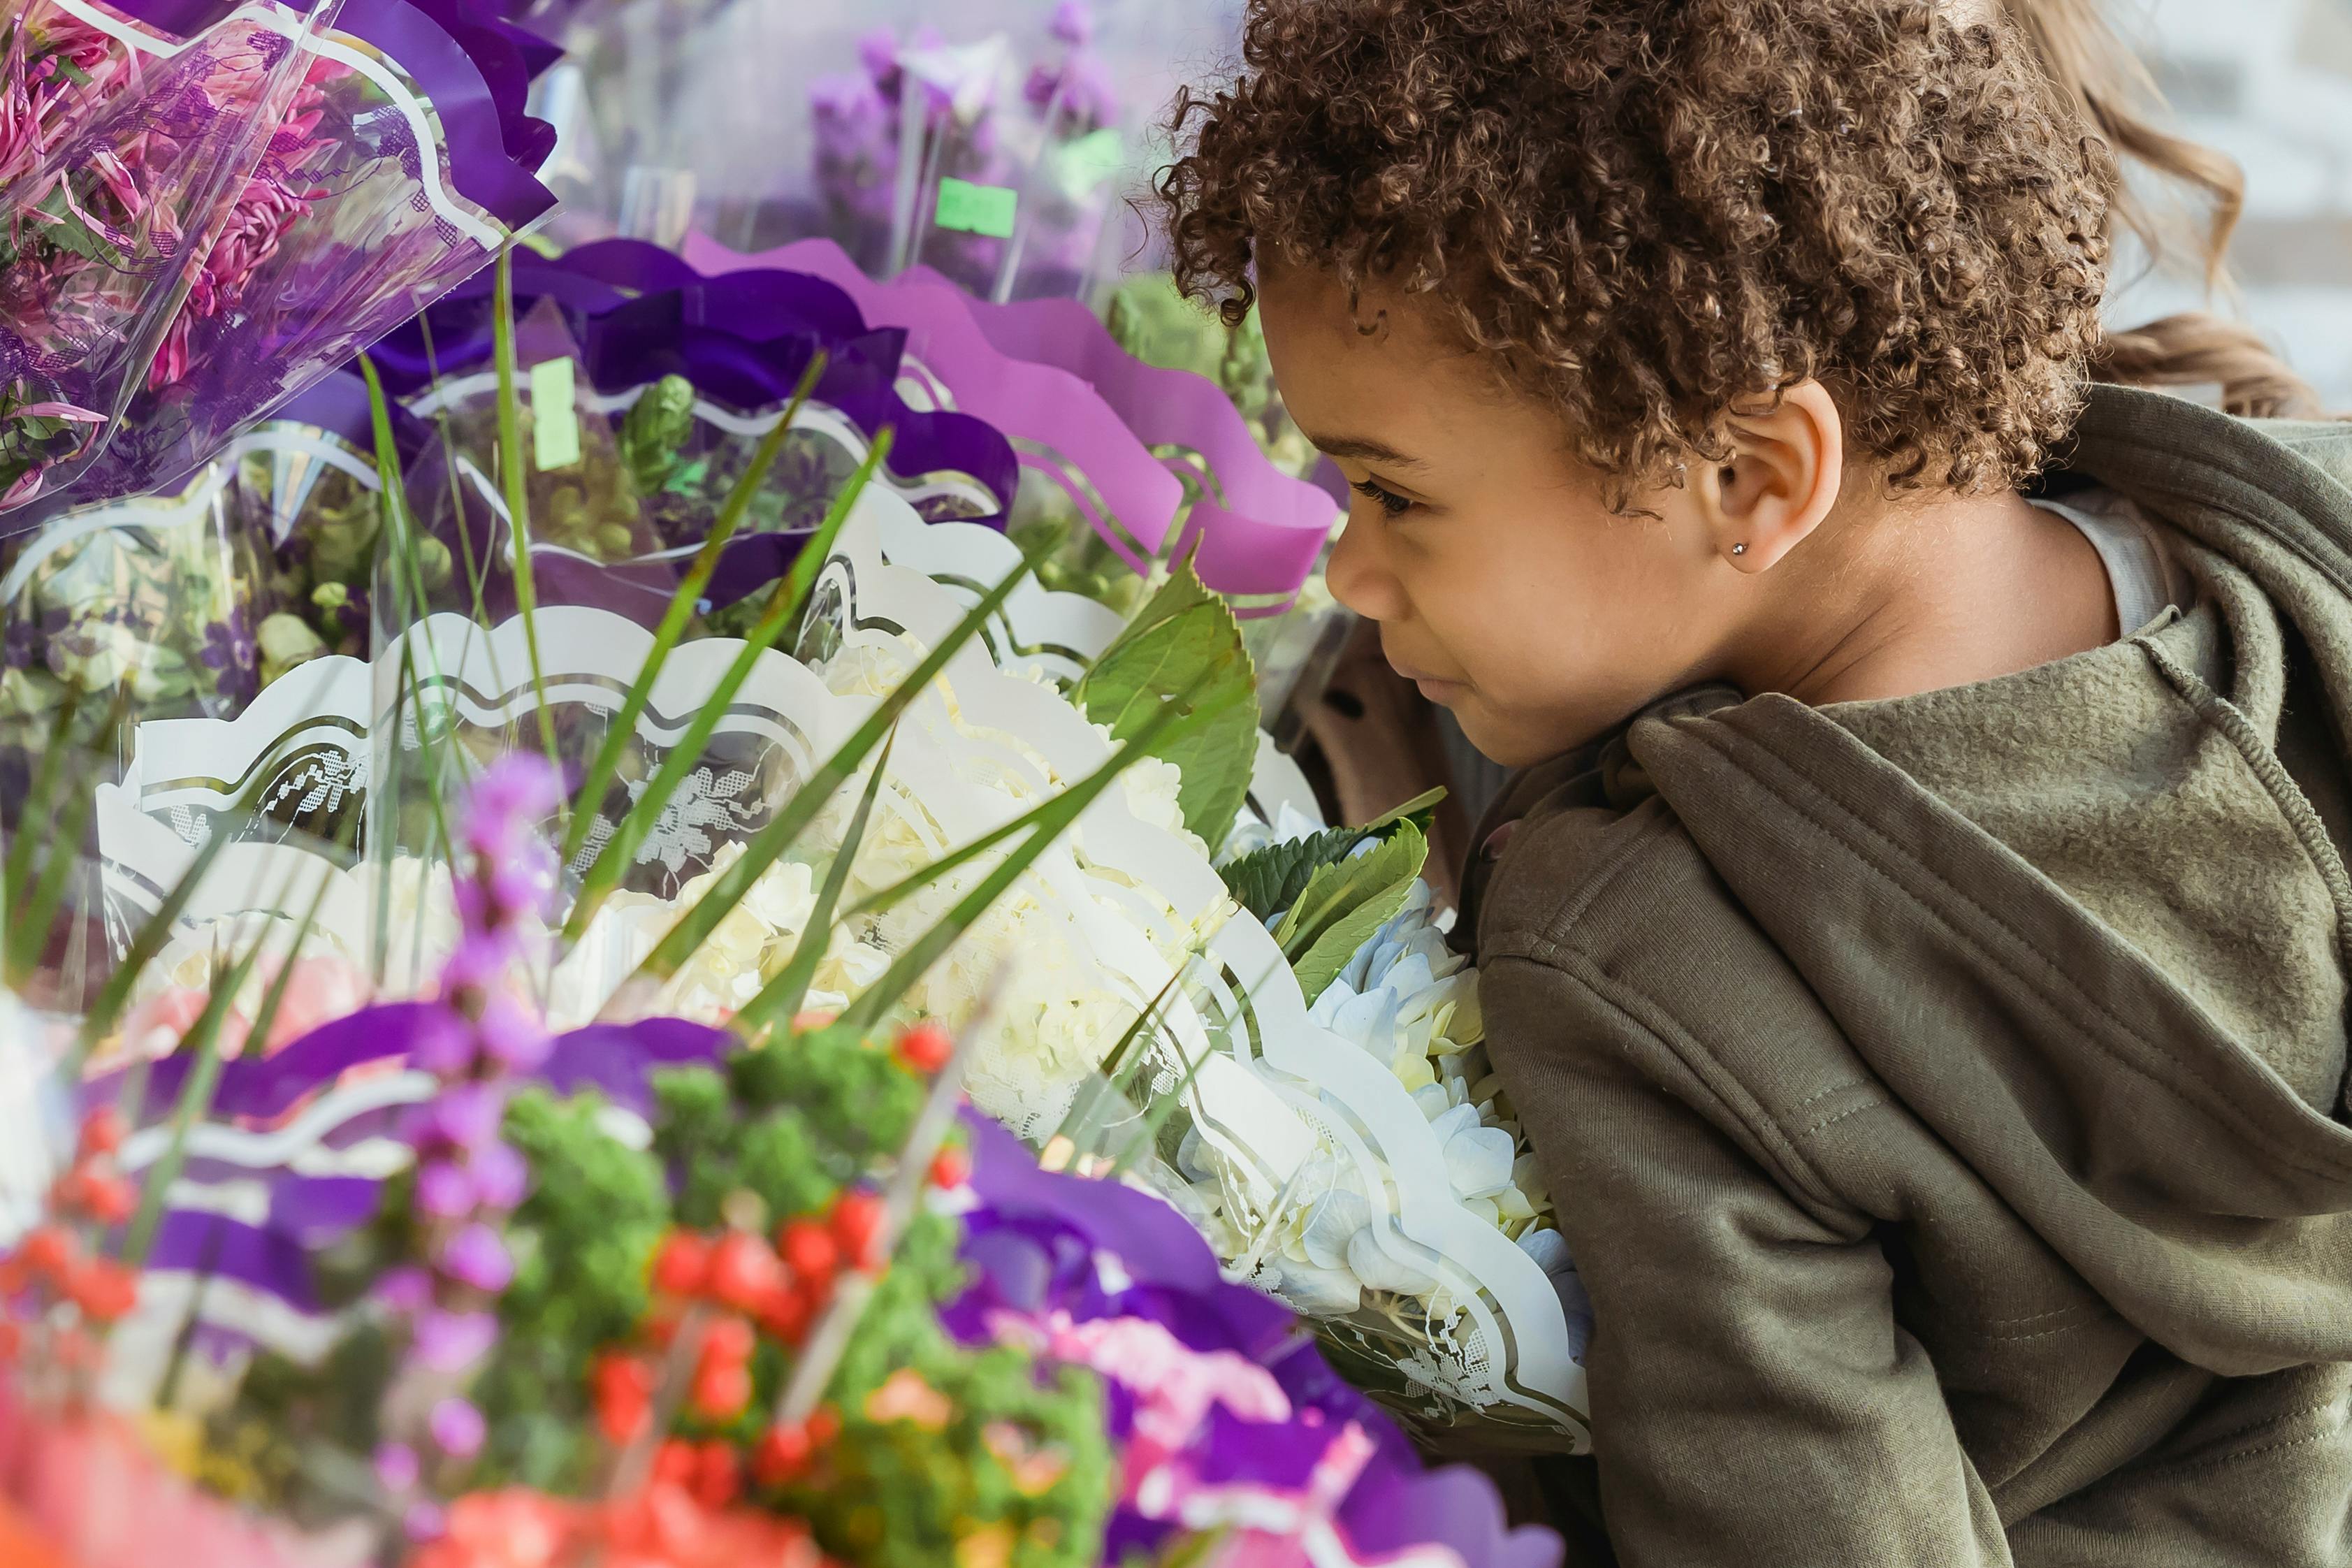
[414,312,495,632]
[602,542,1043,1010]
[731,724,897,1042]
[9,772,95,992]
[3,681,85,922]
[560,351,829,865]
[490,244,562,775]
[565,429,894,940]
[832,662,1242,1037]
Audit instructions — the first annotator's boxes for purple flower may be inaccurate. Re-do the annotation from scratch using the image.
[438,1221,514,1293]
[407,1005,479,1077]
[410,1305,498,1373]
[428,1082,508,1152]
[415,1158,476,1219]
[437,928,517,997]
[476,992,551,1074]
[1049,0,1093,46]
[428,1396,487,1460]
[470,1138,528,1210]
[198,611,259,706]
[373,1441,420,1493]
[377,1265,434,1314]
[402,1502,447,1544]
[460,753,564,860]
[2,616,37,671]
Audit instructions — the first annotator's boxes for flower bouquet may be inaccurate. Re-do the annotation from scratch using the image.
[0,690,1560,1566]
[53,245,1593,1451]
[1,0,558,521]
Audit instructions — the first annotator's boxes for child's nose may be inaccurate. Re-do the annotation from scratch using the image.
[1326,508,1409,623]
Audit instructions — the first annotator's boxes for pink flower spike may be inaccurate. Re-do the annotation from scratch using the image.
[12,400,102,423]
[429,1396,488,1460]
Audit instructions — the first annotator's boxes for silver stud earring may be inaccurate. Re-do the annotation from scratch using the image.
[1731,543,1748,557]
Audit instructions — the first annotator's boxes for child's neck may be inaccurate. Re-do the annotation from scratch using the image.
[1727,485,2120,708]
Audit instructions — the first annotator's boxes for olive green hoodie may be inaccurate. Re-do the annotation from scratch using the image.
[1465,384,2352,1567]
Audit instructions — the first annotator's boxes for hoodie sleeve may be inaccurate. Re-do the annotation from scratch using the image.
[1481,948,2012,1568]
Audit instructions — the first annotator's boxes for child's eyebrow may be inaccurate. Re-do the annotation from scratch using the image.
[1306,434,1427,470]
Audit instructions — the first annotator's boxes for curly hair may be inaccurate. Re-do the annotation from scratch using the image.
[1156,0,2120,496]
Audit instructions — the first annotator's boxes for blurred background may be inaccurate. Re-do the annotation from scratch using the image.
[2110,0,2352,405]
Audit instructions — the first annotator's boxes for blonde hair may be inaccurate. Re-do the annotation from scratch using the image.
[2000,0,2334,418]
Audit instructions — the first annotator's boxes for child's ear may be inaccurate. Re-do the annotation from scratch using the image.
[1698,382,1845,573]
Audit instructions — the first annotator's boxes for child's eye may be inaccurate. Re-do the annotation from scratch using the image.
[1349,478,1416,518]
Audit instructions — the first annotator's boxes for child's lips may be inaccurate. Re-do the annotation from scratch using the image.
[1386,655,1466,702]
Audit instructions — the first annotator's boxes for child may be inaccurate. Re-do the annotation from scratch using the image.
[1156,3,2352,1565]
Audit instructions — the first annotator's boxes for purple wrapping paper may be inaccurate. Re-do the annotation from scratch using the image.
[32,0,559,513]
[375,245,1018,515]
[97,1005,1559,1567]
[335,0,557,229]
[685,232,1186,581]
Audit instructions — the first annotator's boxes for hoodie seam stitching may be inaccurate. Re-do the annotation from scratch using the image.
[1685,718,2352,1186]
[2129,1418,2345,1482]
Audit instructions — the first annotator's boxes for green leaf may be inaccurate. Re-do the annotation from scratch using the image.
[1075,550,1257,850]
[618,375,697,499]
[1219,825,1366,924]
[491,244,562,776]
[1273,820,1428,1003]
[1217,787,1445,924]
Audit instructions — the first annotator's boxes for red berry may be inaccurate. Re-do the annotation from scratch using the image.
[690,1360,752,1421]
[806,1407,841,1448]
[593,1353,655,1444]
[654,1439,699,1486]
[894,1023,952,1074]
[750,1422,811,1487]
[757,1284,813,1346]
[693,1441,740,1510]
[0,1255,29,1296]
[68,1258,138,1323]
[79,1107,125,1157]
[776,1220,836,1284]
[706,1233,785,1314]
[827,1192,885,1272]
[78,1174,136,1228]
[20,1225,73,1282]
[700,1316,756,1372]
[652,1231,711,1297]
[927,1145,971,1191]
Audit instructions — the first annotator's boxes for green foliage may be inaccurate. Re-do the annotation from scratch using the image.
[1273,820,1430,1002]
[618,374,698,498]
[794,1344,1110,1568]
[655,1030,925,1227]
[468,1087,671,1493]
[1075,551,1258,850]
[1218,785,1446,923]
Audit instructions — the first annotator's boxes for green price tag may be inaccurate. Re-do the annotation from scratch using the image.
[934,177,1019,239]
[530,356,582,471]
[1055,128,1126,196]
